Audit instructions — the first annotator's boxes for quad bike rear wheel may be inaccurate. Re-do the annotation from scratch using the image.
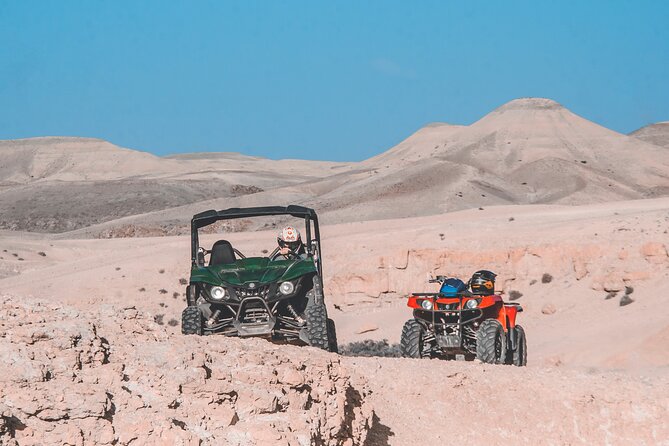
[181,306,203,335]
[512,325,527,366]
[400,319,427,358]
[476,319,507,364]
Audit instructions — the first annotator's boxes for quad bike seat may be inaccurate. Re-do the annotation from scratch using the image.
[209,240,236,266]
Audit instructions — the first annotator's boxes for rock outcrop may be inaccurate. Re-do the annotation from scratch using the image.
[0,296,373,446]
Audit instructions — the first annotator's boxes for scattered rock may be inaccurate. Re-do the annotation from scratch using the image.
[619,295,634,306]
[542,303,557,315]
[355,324,379,335]
[605,291,618,300]
[508,290,523,301]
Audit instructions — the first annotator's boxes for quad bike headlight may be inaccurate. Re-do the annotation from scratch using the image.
[210,286,227,300]
[279,281,295,295]
[421,299,433,310]
[465,299,479,309]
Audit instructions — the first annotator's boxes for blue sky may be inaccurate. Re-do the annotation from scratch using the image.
[1,1,668,161]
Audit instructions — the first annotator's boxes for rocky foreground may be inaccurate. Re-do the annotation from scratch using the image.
[0,296,372,446]
[2,294,669,446]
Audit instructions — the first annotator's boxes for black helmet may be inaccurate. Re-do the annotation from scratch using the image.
[469,270,496,295]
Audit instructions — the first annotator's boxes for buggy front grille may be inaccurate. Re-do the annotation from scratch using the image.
[233,285,270,299]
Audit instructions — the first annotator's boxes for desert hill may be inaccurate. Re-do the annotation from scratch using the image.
[300,98,669,222]
[629,121,669,149]
[1,98,668,235]
[0,137,347,232]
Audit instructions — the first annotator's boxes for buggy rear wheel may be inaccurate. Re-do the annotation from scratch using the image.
[513,325,527,366]
[181,306,203,335]
[476,319,507,364]
[327,318,339,353]
[400,319,427,358]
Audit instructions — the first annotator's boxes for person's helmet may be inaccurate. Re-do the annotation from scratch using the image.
[277,226,302,251]
[469,270,496,295]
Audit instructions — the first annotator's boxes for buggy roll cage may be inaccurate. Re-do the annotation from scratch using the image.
[190,205,323,277]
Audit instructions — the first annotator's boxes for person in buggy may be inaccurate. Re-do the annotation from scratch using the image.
[271,226,307,260]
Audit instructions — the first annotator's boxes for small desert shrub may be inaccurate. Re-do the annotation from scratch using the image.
[508,290,523,301]
[139,287,146,292]
[261,249,268,254]
[179,278,188,285]
[529,279,537,285]
[541,273,553,284]
[158,269,165,274]
[115,267,121,271]
[508,217,515,221]
[154,314,165,325]
[37,251,46,257]
[158,289,168,294]
[173,292,180,299]
[339,339,401,358]
[167,319,179,327]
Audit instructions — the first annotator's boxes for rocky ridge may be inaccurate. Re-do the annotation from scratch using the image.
[0,296,373,446]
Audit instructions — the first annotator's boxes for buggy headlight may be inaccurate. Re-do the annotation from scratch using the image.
[279,281,295,295]
[465,299,479,309]
[210,286,227,300]
[421,299,433,310]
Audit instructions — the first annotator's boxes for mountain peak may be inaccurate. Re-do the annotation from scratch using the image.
[494,97,564,112]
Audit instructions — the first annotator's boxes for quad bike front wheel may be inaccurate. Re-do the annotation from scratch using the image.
[400,319,427,358]
[476,319,507,364]
[181,306,203,335]
[512,325,527,366]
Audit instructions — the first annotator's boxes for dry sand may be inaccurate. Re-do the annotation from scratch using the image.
[1,199,668,445]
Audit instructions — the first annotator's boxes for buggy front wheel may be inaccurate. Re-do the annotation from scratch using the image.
[181,306,203,335]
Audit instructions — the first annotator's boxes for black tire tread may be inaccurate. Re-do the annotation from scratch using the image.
[476,319,506,364]
[181,306,203,335]
[327,318,339,353]
[513,325,527,366]
[304,297,330,350]
[400,319,424,358]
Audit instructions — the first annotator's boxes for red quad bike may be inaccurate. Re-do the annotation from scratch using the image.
[400,270,527,366]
